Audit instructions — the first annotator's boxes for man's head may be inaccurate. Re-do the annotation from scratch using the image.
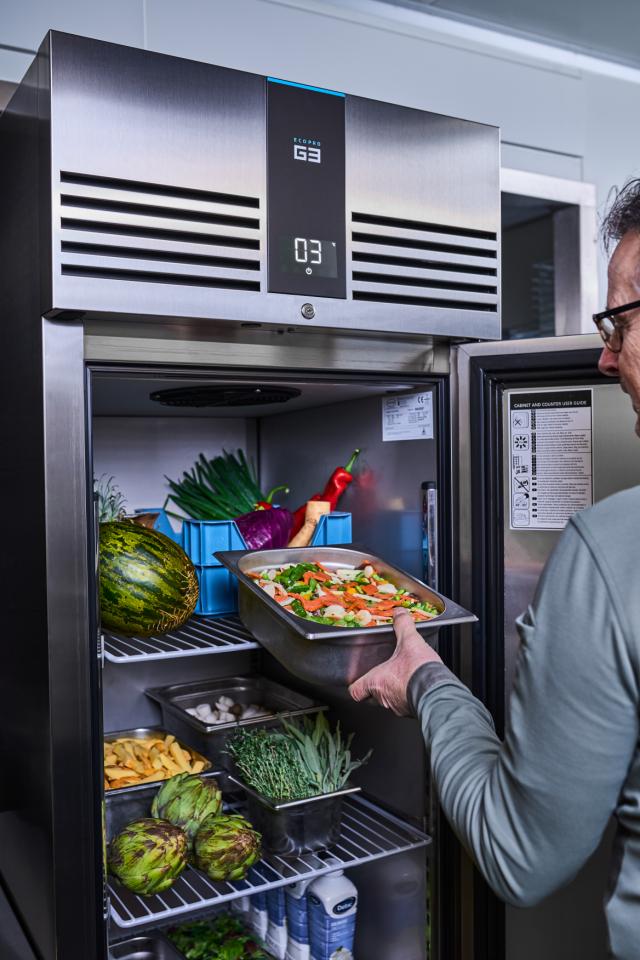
[599,180,640,436]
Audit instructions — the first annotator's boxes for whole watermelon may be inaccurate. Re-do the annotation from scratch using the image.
[100,521,199,637]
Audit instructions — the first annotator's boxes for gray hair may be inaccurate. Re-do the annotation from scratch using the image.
[602,178,640,252]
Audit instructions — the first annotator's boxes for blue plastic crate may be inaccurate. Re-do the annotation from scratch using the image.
[182,519,246,566]
[310,512,352,546]
[185,512,353,616]
[193,565,239,616]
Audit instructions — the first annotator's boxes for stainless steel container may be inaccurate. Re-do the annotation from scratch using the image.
[103,727,212,795]
[109,935,186,960]
[228,774,361,858]
[216,546,477,687]
[145,676,325,766]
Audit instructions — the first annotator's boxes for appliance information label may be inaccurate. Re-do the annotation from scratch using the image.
[508,389,593,531]
[382,392,433,441]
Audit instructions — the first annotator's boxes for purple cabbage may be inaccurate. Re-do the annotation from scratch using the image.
[235,507,293,550]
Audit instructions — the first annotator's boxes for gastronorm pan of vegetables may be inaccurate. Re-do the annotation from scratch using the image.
[216,546,477,688]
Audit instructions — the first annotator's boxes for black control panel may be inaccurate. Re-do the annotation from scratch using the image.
[267,78,346,299]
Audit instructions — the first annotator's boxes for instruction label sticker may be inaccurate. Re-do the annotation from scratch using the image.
[509,390,593,531]
[383,392,433,441]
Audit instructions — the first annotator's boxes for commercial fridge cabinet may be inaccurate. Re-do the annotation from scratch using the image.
[1,26,630,960]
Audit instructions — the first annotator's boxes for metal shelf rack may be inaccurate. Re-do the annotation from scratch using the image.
[108,795,430,930]
[103,616,260,664]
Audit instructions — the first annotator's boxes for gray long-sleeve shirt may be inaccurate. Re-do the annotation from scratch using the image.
[409,486,640,959]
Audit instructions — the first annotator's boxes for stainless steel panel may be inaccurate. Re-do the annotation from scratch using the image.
[84,324,450,374]
[40,32,500,339]
[352,221,498,253]
[352,279,498,305]
[352,238,496,269]
[346,96,500,234]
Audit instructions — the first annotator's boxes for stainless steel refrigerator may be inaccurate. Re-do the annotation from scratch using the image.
[3,27,625,960]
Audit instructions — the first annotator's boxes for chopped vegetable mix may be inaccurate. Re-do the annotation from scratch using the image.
[251,562,439,627]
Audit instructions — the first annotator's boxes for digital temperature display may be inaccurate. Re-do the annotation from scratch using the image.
[267,78,346,299]
[279,236,338,279]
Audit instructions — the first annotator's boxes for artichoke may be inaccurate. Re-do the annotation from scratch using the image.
[109,818,188,895]
[151,773,223,844]
[194,813,262,881]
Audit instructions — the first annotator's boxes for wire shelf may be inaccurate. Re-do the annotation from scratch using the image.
[103,616,260,664]
[108,795,430,929]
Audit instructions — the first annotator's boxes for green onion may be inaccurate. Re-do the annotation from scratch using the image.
[165,450,287,521]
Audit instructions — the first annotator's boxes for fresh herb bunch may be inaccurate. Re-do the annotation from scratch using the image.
[228,728,310,802]
[165,450,286,521]
[168,914,271,959]
[94,474,127,523]
[228,713,372,802]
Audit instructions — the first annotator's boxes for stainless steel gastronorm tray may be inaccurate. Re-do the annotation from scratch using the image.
[145,675,325,735]
[103,727,212,796]
[109,934,185,959]
[216,545,477,687]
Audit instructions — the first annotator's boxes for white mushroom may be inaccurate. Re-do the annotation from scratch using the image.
[323,604,347,620]
[261,581,277,598]
[377,582,397,595]
[356,609,373,626]
[363,565,374,578]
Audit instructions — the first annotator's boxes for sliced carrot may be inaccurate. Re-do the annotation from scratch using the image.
[361,583,379,595]
[300,597,327,612]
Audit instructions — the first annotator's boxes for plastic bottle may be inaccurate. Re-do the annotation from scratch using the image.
[285,877,312,960]
[230,894,250,917]
[265,886,288,960]
[248,888,268,941]
[307,869,358,960]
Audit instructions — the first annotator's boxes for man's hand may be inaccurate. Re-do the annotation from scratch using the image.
[348,608,443,716]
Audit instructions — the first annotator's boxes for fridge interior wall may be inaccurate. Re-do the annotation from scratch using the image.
[91,371,439,956]
[501,381,640,960]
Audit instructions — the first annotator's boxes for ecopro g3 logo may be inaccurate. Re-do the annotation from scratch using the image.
[293,136,321,163]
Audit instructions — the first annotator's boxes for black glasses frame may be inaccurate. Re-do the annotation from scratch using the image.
[592,297,640,353]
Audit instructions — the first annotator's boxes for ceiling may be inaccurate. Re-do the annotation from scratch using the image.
[91,374,418,418]
[385,0,640,69]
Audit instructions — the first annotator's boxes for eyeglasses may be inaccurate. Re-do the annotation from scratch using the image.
[593,297,640,353]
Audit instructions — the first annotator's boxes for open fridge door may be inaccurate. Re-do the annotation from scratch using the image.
[454,333,640,960]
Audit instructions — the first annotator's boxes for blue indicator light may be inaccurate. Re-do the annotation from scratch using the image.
[267,76,345,98]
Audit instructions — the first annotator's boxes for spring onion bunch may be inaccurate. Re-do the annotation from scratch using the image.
[165,450,287,521]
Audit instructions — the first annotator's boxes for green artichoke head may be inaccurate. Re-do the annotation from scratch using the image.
[109,818,188,895]
[194,813,262,881]
[151,773,223,844]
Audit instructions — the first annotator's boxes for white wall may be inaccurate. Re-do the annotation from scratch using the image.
[92,417,254,516]
[2,0,639,298]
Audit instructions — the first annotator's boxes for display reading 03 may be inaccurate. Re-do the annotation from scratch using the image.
[279,235,338,278]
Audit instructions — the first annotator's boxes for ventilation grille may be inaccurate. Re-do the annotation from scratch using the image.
[351,212,498,312]
[58,172,261,292]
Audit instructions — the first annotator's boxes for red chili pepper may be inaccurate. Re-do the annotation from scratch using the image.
[290,449,360,537]
[255,485,289,510]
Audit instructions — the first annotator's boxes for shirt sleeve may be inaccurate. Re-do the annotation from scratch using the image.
[411,519,639,907]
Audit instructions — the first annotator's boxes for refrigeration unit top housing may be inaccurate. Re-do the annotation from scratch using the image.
[27,31,500,340]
